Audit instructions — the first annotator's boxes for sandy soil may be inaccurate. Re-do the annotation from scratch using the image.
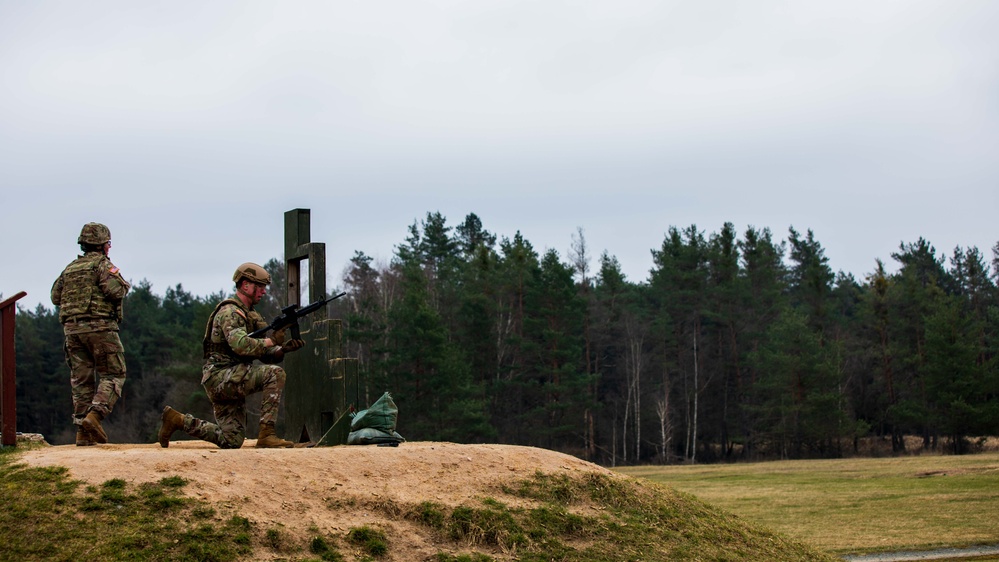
[21,439,615,560]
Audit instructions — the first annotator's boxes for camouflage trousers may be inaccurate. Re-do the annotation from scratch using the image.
[63,330,126,425]
[184,363,286,449]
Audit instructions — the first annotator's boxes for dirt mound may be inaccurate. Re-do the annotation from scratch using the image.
[21,440,615,560]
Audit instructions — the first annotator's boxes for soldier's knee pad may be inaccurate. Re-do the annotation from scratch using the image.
[219,435,246,449]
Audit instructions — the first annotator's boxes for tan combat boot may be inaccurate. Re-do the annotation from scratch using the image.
[255,423,295,448]
[158,406,185,448]
[81,411,108,444]
[76,426,96,447]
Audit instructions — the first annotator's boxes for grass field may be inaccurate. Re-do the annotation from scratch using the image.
[615,452,999,556]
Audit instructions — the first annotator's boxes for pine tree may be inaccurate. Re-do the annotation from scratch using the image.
[520,249,590,451]
[887,238,949,450]
[650,225,709,462]
[748,308,843,458]
[737,226,787,458]
[492,232,540,443]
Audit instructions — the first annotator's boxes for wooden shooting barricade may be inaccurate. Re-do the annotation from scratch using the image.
[280,209,362,446]
[1,291,27,447]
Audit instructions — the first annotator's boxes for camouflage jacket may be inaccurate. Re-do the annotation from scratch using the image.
[50,251,131,333]
[202,297,275,369]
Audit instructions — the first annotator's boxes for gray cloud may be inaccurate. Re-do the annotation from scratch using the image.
[2,1,997,307]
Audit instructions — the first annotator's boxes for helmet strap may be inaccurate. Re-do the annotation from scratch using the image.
[236,281,252,304]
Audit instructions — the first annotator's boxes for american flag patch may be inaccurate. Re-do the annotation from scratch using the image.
[110,266,120,274]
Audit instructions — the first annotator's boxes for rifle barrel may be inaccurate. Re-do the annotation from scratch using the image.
[299,292,347,315]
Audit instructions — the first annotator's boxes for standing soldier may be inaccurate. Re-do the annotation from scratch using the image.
[157,262,307,449]
[51,222,131,446]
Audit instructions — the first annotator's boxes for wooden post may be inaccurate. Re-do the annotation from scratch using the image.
[1,291,27,447]
[280,209,360,445]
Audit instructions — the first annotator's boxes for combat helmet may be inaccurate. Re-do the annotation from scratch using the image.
[78,222,111,245]
[233,262,271,286]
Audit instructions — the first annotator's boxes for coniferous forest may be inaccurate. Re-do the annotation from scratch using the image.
[11,212,999,464]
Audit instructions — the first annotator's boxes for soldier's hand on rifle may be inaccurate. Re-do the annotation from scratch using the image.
[282,339,305,353]
[272,327,288,346]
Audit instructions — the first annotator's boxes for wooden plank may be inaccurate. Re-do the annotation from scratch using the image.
[1,291,27,447]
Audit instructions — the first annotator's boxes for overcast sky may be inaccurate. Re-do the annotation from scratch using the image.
[2,1,997,310]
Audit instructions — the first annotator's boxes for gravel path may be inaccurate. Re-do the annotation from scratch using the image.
[842,544,999,561]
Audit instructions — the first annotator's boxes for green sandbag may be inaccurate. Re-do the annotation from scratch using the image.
[350,392,398,433]
[347,427,405,445]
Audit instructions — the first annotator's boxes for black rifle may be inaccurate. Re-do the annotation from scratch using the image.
[248,292,347,340]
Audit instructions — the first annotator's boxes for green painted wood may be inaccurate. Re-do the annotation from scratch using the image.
[278,209,362,446]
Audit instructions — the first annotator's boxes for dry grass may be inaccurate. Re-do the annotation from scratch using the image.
[616,451,999,555]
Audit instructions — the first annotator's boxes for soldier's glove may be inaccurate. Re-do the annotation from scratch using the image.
[281,339,305,353]
[272,327,287,346]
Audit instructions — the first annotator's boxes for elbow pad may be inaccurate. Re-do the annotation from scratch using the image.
[261,347,285,364]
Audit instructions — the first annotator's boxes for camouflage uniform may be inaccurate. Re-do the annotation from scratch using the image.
[179,298,287,449]
[50,225,131,435]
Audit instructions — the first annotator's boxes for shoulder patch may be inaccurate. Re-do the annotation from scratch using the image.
[109,266,120,274]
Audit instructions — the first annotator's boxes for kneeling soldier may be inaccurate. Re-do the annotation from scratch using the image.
[158,262,305,448]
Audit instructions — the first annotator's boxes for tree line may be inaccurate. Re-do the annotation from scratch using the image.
[11,212,999,463]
